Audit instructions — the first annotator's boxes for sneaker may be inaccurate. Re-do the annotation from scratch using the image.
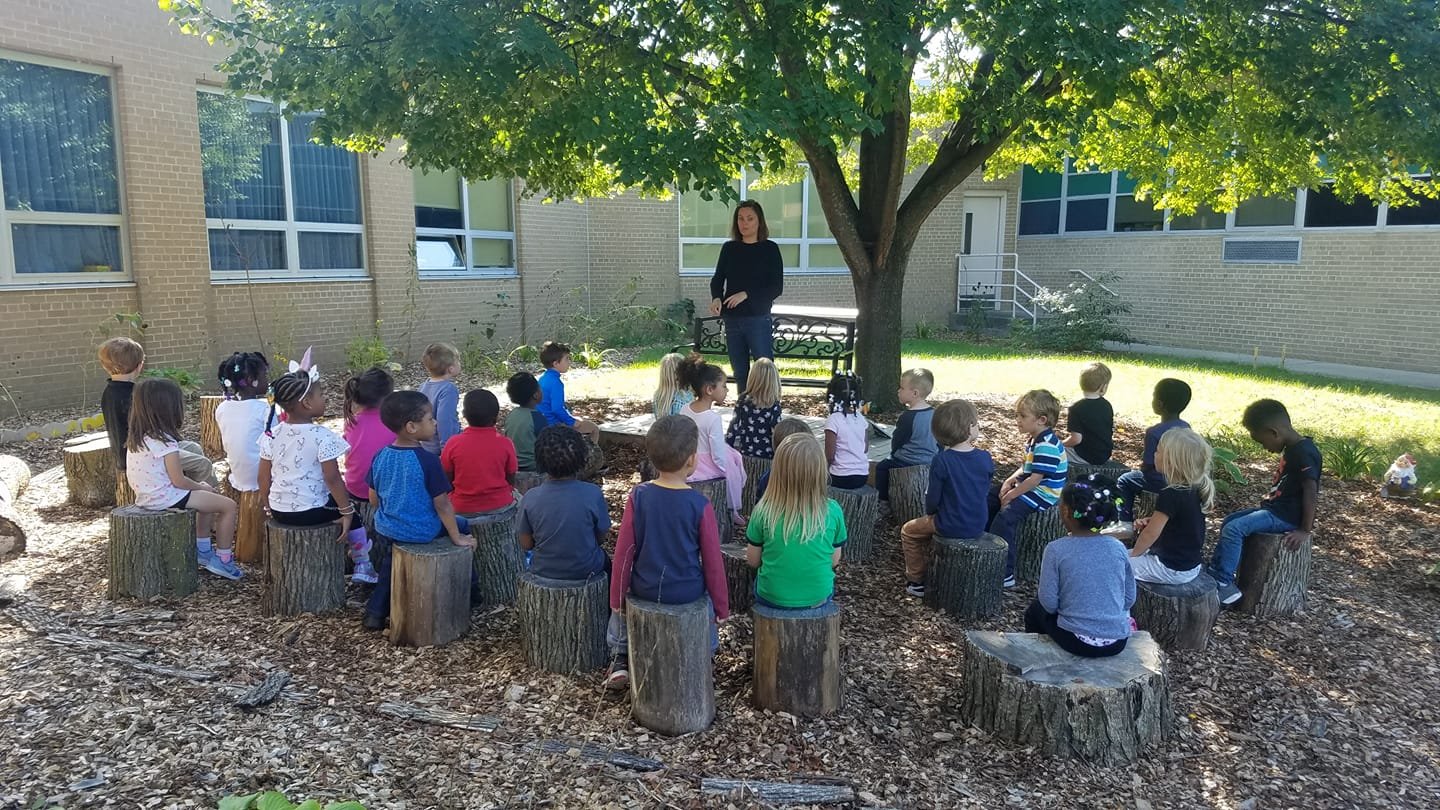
[351,558,379,584]
[1217,582,1243,606]
[362,613,386,631]
[196,548,215,570]
[905,581,926,598]
[1103,521,1136,541]
[1003,575,1017,589]
[604,665,630,692]
[202,554,244,581]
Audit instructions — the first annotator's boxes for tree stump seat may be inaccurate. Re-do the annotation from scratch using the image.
[720,543,755,614]
[1131,571,1221,651]
[1014,507,1065,584]
[924,533,1006,619]
[199,395,224,459]
[1235,532,1312,618]
[514,471,547,495]
[263,520,346,616]
[960,631,1170,765]
[218,482,266,564]
[391,538,472,647]
[468,505,521,606]
[626,597,715,735]
[516,570,608,673]
[689,477,733,540]
[752,601,843,717]
[64,433,117,508]
[108,506,198,601]
[828,485,878,562]
[1067,461,1129,481]
[888,463,929,526]
[740,454,772,513]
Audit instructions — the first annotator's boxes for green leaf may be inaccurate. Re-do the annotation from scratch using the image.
[255,793,296,810]
[293,802,322,810]
[219,796,259,810]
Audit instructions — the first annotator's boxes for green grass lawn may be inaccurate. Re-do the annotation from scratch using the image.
[570,339,1440,482]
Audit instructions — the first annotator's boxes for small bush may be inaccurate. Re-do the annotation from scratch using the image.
[142,367,203,397]
[220,792,364,810]
[1211,445,1250,494]
[913,320,936,340]
[1206,426,1254,458]
[962,299,989,340]
[1322,437,1382,481]
[346,323,394,372]
[460,336,510,380]
[552,277,689,349]
[1014,273,1132,352]
[573,342,619,370]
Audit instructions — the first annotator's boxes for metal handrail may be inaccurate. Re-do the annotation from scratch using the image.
[954,252,1044,325]
[1067,268,1117,296]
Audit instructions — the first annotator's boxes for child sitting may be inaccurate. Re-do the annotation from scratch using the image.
[746,432,847,608]
[725,357,783,458]
[215,351,271,493]
[1208,399,1321,605]
[755,417,812,501]
[1129,428,1213,585]
[259,366,373,583]
[363,391,477,630]
[679,355,746,527]
[898,399,995,597]
[605,415,731,690]
[518,425,612,579]
[1062,362,1114,466]
[1025,474,1135,658]
[341,366,396,522]
[502,372,549,472]
[824,372,870,490]
[651,352,695,418]
[442,389,518,516]
[418,342,462,455]
[536,341,601,442]
[1115,378,1191,531]
[126,378,241,579]
[990,389,1069,587]
[875,368,939,505]
[100,337,216,492]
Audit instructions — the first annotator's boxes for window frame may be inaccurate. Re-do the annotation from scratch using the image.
[0,50,130,287]
[678,166,848,277]
[199,88,366,282]
[413,172,517,280]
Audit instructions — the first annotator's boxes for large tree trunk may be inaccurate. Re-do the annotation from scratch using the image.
[263,521,346,616]
[828,485,878,562]
[1014,507,1065,584]
[108,506,198,601]
[689,478,733,542]
[626,597,715,735]
[390,538,471,647]
[851,267,909,414]
[720,543,755,614]
[740,454,771,514]
[888,463,929,527]
[0,455,30,558]
[470,510,521,606]
[1131,572,1221,652]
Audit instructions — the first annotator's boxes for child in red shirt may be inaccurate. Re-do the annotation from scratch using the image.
[442,389,519,515]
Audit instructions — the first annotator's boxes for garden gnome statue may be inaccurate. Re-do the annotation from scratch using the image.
[1381,453,1418,499]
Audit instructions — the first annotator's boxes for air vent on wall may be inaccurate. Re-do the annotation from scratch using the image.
[1221,237,1302,264]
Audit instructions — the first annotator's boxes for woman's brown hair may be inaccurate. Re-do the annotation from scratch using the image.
[730,200,770,241]
[126,377,185,452]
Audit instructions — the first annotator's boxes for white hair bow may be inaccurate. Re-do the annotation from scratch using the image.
[287,347,320,383]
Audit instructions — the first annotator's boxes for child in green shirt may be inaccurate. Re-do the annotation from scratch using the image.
[502,372,549,472]
[746,432,847,608]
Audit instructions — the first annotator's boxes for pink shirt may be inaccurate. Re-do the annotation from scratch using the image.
[343,408,396,500]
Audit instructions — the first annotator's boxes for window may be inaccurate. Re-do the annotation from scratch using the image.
[1019,166,1061,235]
[1112,173,1163,232]
[413,168,515,276]
[1233,195,1297,228]
[0,56,125,283]
[1303,184,1379,228]
[1385,179,1440,226]
[198,92,364,279]
[678,168,843,275]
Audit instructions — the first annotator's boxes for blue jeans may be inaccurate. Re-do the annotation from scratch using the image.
[1116,470,1165,521]
[723,315,774,393]
[1208,507,1295,587]
[875,458,904,501]
[987,483,1041,577]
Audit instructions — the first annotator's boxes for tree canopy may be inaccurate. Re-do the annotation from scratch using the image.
[166,0,1440,407]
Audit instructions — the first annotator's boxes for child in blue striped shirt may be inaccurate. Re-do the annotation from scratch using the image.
[989,389,1068,587]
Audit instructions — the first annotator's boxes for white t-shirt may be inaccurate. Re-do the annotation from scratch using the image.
[257,422,349,513]
[127,437,189,510]
[215,398,269,492]
[825,411,870,477]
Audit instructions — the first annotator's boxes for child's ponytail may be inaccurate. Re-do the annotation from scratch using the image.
[678,353,724,396]
[217,351,269,400]
[1060,474,1121,532]
[343,366,395,427]
[825,371,864,415]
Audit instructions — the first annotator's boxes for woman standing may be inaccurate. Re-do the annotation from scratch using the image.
[709,200,784,392]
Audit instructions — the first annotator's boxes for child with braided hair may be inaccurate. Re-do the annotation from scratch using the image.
[824,372,870,489]
[1024,474,1136,658]
[215,351,270,493]
[518,425,612,580]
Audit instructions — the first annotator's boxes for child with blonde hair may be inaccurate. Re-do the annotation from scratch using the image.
[990,389,1068,587]
[418,342,462,455]
[680,355,747,527]
[726,357,782,458]
[746,432,847,608]
[651,352,695,418]
[1128,428,1214,584]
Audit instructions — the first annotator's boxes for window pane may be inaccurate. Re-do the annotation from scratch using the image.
[679,183,738,238]
[682,242,723,269]
[1066,172,1112,197]
[470,237,512,269]
[198,94,285,221]
[808,243,846,269]
[776,242,800,266]
[287,113,362,224]
[208,228,286,272]
[1065,198,1109,232]
[416,235,463,270]
[1112,195,1163,232]
[414,168,463,229]
[806,178,844,239]
[1169,204,1226,230]
[1386,185,1440,225]
[1304,185,1378,227]
[298,231,362,270]
[0,59,120,214]
[1018,200,1060,234]
[12,224,121,273]
[467,177,512,231]
[1115,173,1139,194]
[745,177,803,238]
[1020,166,1062,201]
[1234,195,1295,227]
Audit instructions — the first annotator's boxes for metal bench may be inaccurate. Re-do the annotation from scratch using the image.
[677,305,857,388]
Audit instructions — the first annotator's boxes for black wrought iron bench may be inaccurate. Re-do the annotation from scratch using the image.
[676,305,858,389]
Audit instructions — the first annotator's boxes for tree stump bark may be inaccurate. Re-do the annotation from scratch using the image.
[516,570,609,673]
[1014,507,1065,584]
[924,533,1006,619]
[828,485,878,562]
[262,521,346,616]
[114,472,135,508]
[470,507,521,606]
[752,601,843,717]
[199,396,224,459]
[391,538,472,647]
[689,478,733,541]
[514,471,547,496]
[0,454,31,558]
[64,434,117,508]
[1131,572,1221,651]
[1068,461,1129,482]
[626,597,715,735]
[960,631,1170,765]
[217,481,267,565]
[741,454,772,513]
[721,543,755,614]
[107,506,198,601]
[1234,532,1312,618]
[888,463,929,526]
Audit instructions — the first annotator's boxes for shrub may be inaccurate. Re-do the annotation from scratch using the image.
[1014,273,1132,352]
[913,320,936,340]
[572,342,619,369]
[1206,426,1254,458]
[553,277,689,349]
[141,367,203,397]
[1211,445,1250,494]
[961,299,989,340]
[220,792,364,810]
[346,323,394,372]
[1321,437,1382,481]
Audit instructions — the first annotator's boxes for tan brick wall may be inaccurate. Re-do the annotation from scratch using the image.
[514,190,591,346]
[0,286,141,412]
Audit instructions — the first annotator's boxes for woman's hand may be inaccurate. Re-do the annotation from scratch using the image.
[709,298,723,316]
[723,291,748,308]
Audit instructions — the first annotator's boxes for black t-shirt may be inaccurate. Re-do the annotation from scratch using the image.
[100,379,133,472]
[1152,486,1204,571]
[1262,437,1322,526]
[1066,397,1113,465]
[709,240,784,318]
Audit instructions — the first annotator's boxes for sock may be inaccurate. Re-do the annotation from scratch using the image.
[216,548,234,563]
[196,536,213,554]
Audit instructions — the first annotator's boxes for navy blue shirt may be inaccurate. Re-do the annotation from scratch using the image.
[926,448,995,538]
[519,478,611,579]
[1142,418,1189,474]
[1152,486,1205,571]
[368,445,452,542]
[1261,437,1322,526]
[622,483,714,604]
